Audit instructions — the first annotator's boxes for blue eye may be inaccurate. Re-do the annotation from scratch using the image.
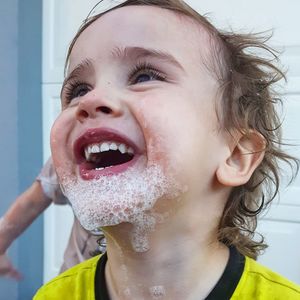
[135,73,156,83]
[63,82,91,104]
[72,84,90,98]
[129,63,166,85]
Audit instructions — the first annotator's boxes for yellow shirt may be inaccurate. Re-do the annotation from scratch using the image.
[34,254,300,299]
[232,257,300,299]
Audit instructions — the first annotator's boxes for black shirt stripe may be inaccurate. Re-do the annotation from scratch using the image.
[95,247,245,300]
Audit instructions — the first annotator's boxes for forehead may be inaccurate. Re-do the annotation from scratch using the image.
[68,5,214,71]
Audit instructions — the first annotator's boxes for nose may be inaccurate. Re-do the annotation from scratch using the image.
[76,90,123,123]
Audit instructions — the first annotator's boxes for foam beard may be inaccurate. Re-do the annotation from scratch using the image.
[59,164,184,251]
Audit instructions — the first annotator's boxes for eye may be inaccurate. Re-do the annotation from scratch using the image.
[135,73,154,83]
[63,81,91,104]
[129,63,166,85]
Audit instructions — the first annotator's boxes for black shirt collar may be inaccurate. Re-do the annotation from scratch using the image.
[95,247,245,300]
[205,246,245,300]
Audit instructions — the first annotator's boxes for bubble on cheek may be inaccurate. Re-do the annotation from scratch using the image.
[60,164,184,252]
[149,286,166,299]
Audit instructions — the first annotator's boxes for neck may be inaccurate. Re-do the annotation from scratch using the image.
[102,197,229,300]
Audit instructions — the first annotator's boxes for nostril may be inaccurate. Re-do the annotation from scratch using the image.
[78,110,89,119]
[97,106,113,114]
[77,105,114,122]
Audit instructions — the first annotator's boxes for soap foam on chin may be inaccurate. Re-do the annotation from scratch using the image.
[149,286,166,299]
[59,164,184,252]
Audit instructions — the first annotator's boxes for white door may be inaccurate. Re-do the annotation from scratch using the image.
[42,0,300,283]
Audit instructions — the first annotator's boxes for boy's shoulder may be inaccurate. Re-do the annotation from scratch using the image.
[232,256,300,299]
[33,254,100,300]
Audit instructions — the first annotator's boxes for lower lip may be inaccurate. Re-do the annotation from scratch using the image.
[78,155,141,180]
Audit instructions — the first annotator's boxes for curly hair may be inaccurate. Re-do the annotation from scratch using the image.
[64,0,299,259]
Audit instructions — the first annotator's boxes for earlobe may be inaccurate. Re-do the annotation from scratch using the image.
[216,131,266,187]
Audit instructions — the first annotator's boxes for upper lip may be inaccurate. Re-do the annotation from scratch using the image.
[73,127,141,163]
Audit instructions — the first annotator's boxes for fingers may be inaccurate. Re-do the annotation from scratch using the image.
[0,254,22,281]
[0,267,22,281]
[7,268,22,281]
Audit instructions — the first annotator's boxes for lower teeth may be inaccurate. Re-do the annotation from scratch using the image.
[95,166,115,171]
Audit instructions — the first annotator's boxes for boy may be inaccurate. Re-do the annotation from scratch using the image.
[0,158,103,279]
[34,0,300,299]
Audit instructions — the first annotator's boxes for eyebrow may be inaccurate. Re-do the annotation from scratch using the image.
[61,46,184,97]
[61,59,94,96]
[110,46,185,71]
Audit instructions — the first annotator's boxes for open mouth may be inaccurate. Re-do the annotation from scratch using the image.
[74,128,140,179]
[84,141,134,171]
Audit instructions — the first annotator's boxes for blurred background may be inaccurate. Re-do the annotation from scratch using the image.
[0,0,300,299]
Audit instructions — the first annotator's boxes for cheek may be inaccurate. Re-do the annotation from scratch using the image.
[50,121,64,171]
[133,100,190,179]
[151,107,219,180]
[132,91,220,175]
[134,101,172,162]
[50,120,60,149]
[50,112,73,169]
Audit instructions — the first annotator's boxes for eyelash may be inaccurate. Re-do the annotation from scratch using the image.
[63,80,91,104]
[128,62,166,84]
[62,62,166,104]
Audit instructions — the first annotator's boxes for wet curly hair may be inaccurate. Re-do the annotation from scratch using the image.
[64,0,299,259]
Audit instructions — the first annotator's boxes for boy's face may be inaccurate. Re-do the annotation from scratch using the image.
[51,6,228,231]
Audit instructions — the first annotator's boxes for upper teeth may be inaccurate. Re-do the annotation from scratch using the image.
[84,141,134,160]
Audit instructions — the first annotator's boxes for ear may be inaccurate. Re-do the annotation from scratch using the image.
[216,131,266,187]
